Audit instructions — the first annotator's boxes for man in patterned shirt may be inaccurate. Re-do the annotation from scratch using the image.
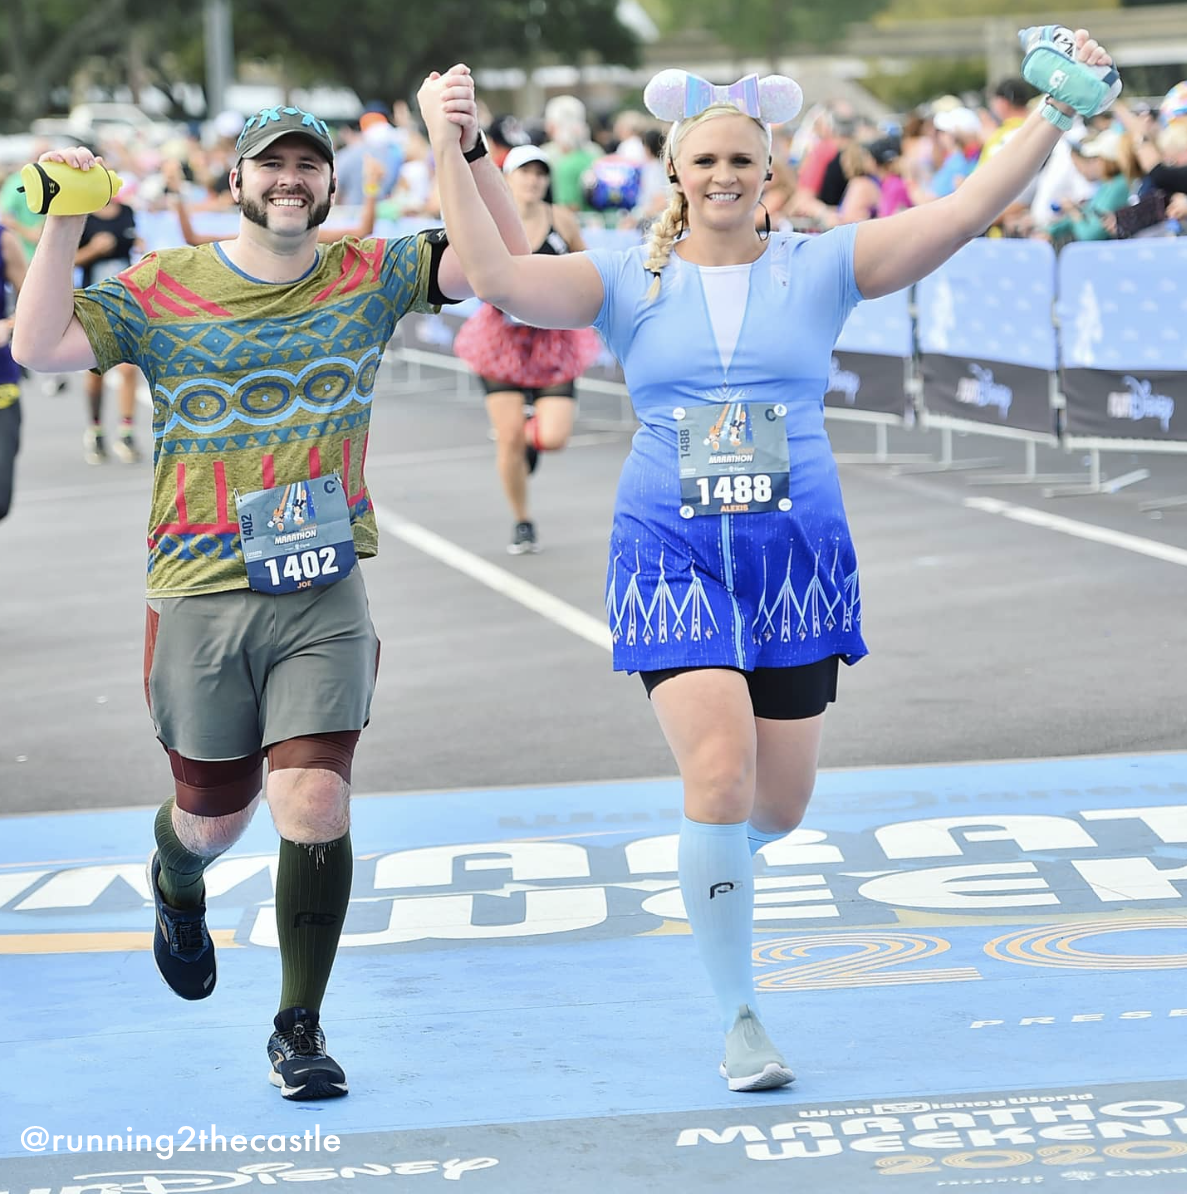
[12,67,526,1101]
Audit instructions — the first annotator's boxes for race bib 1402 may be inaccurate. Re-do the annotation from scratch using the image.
[235,475,357,595]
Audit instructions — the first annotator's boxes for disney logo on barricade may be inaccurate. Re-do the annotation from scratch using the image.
[826,356,860,405]
[955,363,1013,418]
[1106,376,1175,432]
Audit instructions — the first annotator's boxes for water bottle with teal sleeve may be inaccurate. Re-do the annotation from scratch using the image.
[1018,26,1122,116]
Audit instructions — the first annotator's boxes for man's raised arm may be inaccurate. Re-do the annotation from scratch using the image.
[11,147,100,374]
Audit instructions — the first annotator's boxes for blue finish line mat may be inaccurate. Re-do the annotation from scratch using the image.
[4,752,1187,1193]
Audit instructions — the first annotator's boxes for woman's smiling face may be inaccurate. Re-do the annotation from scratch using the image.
[672,112,769,233]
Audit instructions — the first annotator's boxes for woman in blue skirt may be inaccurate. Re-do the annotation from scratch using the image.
[418,32,1116,1090]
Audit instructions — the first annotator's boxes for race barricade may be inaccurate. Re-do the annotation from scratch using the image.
[912,237,1063,478]
[1057,238,1187,503]
[126,210,1187,495]
[828,284,928,465]
[1059,239,1187,442]
[383,299,477,400]
[830,285,914,417]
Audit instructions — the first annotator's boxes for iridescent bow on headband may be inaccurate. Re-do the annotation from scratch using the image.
[684,73,762,119]
[643,69,804,126]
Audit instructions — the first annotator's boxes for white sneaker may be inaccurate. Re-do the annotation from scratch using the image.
[83,427,107,465]
[719,1005,795,1092]
[112,430,140,463]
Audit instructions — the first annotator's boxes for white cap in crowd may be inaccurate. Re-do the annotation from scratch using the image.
[1077,128,1123,161]
[933,107,981,139]
[502,145,551,175]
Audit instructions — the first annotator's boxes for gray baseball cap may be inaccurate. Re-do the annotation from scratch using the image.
[235,105,335,164]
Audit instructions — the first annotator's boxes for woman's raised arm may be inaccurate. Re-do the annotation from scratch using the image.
[854,29,1113,299]
[419,70,605,329]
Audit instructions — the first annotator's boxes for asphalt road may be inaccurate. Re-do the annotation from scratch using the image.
[3,363,1185,814]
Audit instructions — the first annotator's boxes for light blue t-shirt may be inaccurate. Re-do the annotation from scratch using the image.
[583,227,870,672]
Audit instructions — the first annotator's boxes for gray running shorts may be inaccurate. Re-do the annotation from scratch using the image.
[144,565,380,761]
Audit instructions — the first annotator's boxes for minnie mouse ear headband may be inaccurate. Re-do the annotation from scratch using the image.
[643,70,804,126]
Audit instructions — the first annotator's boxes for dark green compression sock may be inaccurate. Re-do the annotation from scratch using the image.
[153,797,221,910]
[276,832,353,1015]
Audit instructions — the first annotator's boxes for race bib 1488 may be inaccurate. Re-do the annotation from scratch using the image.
[676,400,792,518]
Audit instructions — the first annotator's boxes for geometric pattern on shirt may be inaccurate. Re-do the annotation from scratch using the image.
[151,531,241,565]
[140,291,393,379]
[72,234,431,596]
[153,352,381,437]
[156,409,371,455]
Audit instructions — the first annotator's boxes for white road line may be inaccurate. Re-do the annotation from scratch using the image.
[965,496,1187,568]
[372,503,612,652]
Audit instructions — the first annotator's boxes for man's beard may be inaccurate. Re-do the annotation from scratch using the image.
[241,189,332,231]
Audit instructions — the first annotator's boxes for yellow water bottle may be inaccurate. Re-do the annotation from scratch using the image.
[18,161,124,216]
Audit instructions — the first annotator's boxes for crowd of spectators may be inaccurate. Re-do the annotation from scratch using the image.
[771,80,1186,244]
[1,77,1183,472]
[2,77,1186,267]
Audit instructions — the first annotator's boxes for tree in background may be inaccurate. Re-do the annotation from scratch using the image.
[670,0,888,70]
[232,0,639,115]
[861,58,988,111]
[0,0,637,126]
[1,0,194,126]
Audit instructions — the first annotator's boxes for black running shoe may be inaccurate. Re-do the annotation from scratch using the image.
[147,850,217,1000]
[507,520,539,555]
[267,1007,349,1101]
[524,442,539,474]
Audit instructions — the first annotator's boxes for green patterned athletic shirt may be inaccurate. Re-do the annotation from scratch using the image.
[75,234,442,597]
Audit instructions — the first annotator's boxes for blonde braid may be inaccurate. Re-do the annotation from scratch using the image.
[644,189,687,301]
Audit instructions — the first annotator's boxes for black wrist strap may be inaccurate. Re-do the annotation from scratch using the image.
[463,133,488,164]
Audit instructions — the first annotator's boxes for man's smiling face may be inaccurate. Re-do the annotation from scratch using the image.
[235,134,334,234]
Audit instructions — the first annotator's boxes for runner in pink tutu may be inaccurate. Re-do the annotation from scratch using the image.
[453,144,601,554]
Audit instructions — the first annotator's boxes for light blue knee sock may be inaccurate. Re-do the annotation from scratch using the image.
[678,816,756,1032]
[746,824,785,857]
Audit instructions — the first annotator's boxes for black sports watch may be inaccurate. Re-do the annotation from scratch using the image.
[462,132,489,164]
